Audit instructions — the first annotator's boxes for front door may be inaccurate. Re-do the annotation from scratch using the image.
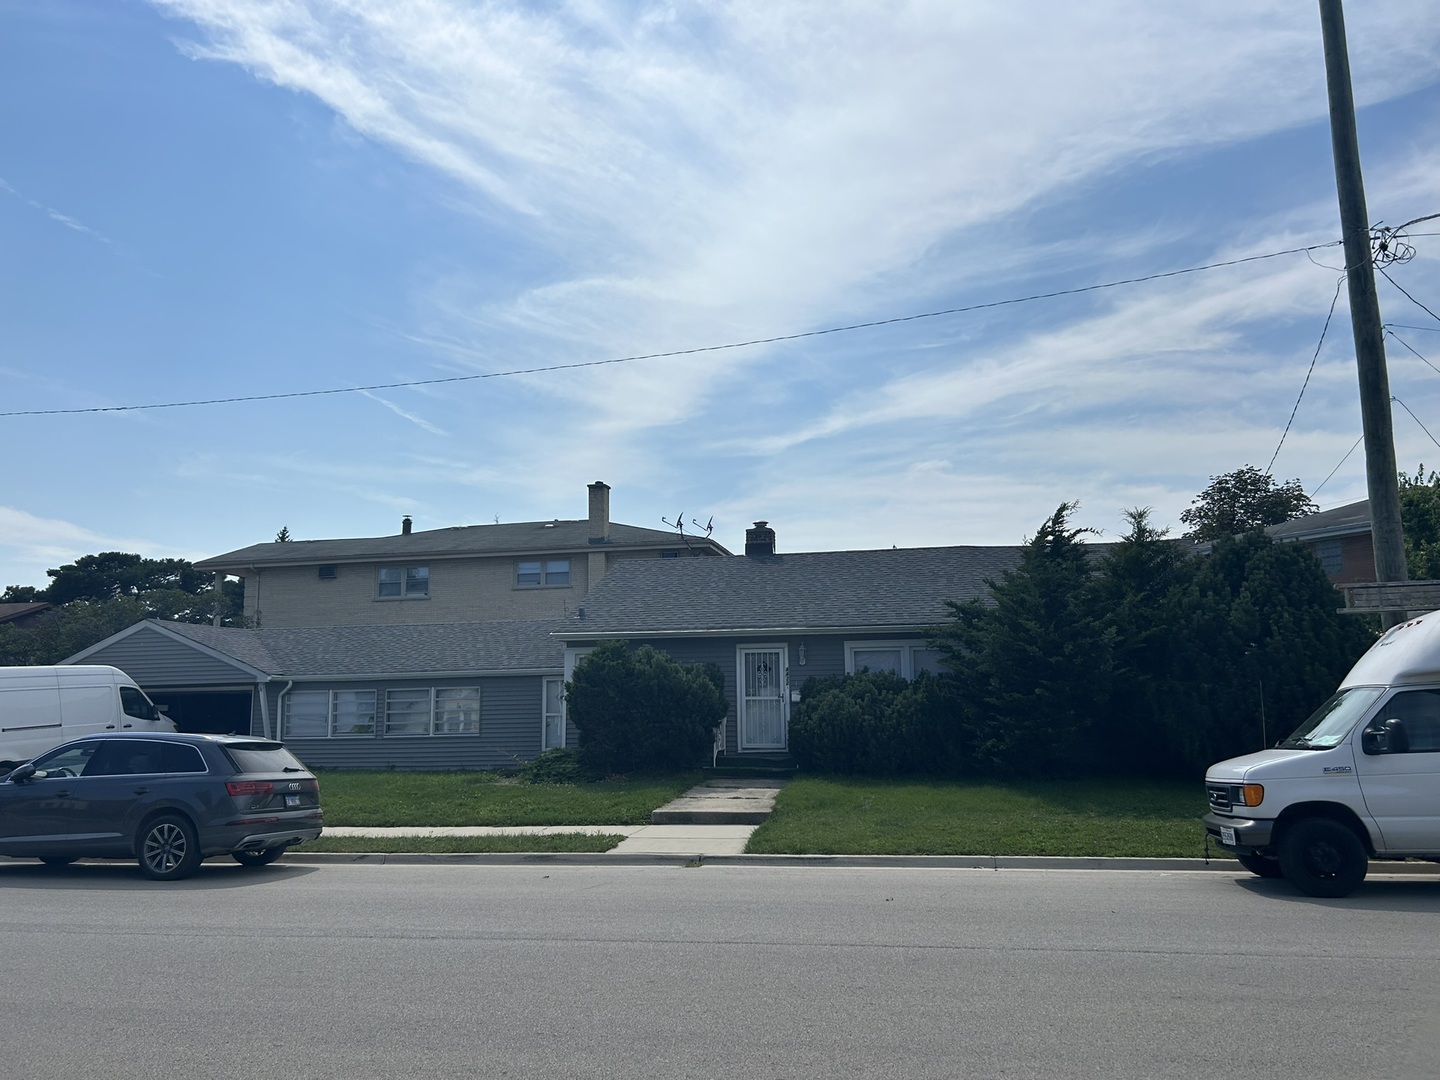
[738,647,788,750]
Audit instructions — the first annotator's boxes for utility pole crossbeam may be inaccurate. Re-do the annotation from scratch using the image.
[1319,0,1409,628]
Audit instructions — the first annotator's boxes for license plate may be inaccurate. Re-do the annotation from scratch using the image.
[285,794,301,807]
[1220,826,1236,846]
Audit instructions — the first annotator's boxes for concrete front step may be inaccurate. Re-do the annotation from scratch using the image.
[649,778,786,825]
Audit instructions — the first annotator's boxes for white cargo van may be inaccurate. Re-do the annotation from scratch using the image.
[0,665,175,770]
[1204,614,1440,897]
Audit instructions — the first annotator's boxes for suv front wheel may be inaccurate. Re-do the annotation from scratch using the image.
[137,815,202,881]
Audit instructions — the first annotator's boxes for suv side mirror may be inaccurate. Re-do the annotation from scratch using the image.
[1362,717,1410,755]
[5,762,37,783]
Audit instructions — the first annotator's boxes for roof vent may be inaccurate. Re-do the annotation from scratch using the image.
[401,516,412,535]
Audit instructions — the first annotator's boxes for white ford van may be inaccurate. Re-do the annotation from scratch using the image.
[0,665,175,770]
[1204,614,1440,897]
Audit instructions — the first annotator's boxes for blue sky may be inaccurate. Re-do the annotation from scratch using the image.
[3,1,1439,589]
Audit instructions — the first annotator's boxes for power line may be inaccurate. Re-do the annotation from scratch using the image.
[1267,274,1345,474]
[1311,433,1364,497]
[1380,267,1440,327]
[1393,396,1440,452]
[0,240,1343,419]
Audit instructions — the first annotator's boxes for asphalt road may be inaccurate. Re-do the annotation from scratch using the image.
[1,860,1437,1080]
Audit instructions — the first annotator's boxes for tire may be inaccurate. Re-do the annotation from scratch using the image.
[136,815,202,881]
[1235,851,1284,879]
[39,856,76,867]
[1278,818,1368,898]
[232,846,284,867]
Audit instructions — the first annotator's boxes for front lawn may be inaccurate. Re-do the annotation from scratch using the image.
[294,833,626,854]
[746,776,1217,858]
[314,769,702,827]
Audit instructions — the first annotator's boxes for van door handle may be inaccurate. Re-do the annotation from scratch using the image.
[132,787,149,795]
[55,790,72,798]
[121,724,132,729]
[104,724,116,730]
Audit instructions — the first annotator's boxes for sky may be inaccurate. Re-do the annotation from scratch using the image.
[2,1,1440,590]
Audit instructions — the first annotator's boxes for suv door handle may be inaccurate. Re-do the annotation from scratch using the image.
[55,789,72,798]
[133,787,149,795]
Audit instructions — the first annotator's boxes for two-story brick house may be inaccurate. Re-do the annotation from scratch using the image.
[195,481,728,627]
[68,483,731,768]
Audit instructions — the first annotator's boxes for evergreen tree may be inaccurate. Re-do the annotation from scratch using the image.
[935,504,1112,777]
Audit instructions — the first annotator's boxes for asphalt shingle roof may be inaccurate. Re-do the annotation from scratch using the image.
[194,519,727,570]
[156,619,564,677]
[564,547,1025,636]
[1265,499,1371,541]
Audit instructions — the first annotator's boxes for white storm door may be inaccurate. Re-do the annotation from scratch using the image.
[738,647,788,750]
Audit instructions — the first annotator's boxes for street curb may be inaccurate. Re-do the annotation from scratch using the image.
[281,851,1440,874]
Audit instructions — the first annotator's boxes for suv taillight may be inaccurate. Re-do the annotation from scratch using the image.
[226,781,274,796]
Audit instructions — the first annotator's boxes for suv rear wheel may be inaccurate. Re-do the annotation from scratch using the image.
[137,815,202,881]
[1278,818,1368,898]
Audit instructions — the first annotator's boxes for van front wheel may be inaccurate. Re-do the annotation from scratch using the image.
[1236,851,1283,878]
[1278,819,1367,898]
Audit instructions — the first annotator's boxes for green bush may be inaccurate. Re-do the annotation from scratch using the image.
[567,640,727,774]
[789,670,960,776]
[516,748,591,785]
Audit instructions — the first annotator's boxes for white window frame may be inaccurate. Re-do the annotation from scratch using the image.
[434,687,481,736]
[377,565,429,599]
[844,640,945,680]
[384,687,435,737]
[542,677,566,750]
[516,558,571,588]
[284,689,378,738]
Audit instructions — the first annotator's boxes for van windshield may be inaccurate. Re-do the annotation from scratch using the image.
[1278,686,1384,749]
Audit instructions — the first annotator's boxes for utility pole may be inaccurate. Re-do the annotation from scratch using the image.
[1318,0,1408,628]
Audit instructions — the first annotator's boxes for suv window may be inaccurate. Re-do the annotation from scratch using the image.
[84,741,207,776]
[224,743,308,774]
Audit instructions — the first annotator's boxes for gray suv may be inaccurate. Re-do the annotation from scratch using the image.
[0,731,323,880]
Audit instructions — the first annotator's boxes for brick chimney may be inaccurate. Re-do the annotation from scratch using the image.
[745,521,776,557]
[588,481,611,544]
[401,516,412,535]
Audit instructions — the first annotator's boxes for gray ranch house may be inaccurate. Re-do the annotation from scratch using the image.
[67,618,570,770]
[559,523,1019,758]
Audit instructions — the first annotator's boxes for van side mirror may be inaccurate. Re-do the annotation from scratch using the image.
[5,763,37,783]
[1361,717,1410,755]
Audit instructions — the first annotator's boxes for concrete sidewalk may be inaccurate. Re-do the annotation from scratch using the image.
[322,823,759,855]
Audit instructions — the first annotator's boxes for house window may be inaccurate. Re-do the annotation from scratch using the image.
[845,641,946,680]
[284,690,377,738]
[378,565,429,598]
[435,687,481,735]
[1314,539,1344,576]
[542,677,565,749]
[385,688,433,736]
[516,559,570,588]
[383,687,480,736]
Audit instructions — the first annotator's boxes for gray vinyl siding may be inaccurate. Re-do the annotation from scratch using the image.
[269,676,547,770]
[74,626,257,686]
[593,632,934,754]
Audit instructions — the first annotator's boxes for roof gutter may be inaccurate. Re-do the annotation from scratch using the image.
[557,623,939,641]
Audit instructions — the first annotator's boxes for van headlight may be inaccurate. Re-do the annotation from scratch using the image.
[1232,784,1264,807]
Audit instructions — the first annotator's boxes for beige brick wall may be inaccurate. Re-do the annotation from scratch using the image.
[240,548,682,627]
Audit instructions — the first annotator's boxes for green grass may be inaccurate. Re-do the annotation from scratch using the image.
[294,833,626,854]
[746,775,1222,858]
[315,769,702,827]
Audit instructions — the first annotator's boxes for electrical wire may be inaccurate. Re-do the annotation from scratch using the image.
[1311,433,1364,497]
[1380,267,1440,327]
[1387,330,1440,379]
[1267,275,1346,474]
[0,240,1343,419]
[1393,396,1440,452]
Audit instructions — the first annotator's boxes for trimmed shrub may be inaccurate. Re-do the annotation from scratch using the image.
[516,748,590,785]
[789,670,961,776]
[567,640,727,774]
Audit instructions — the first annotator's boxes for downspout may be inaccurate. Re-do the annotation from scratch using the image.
[256,675,273,740]
[274,680,294,742]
